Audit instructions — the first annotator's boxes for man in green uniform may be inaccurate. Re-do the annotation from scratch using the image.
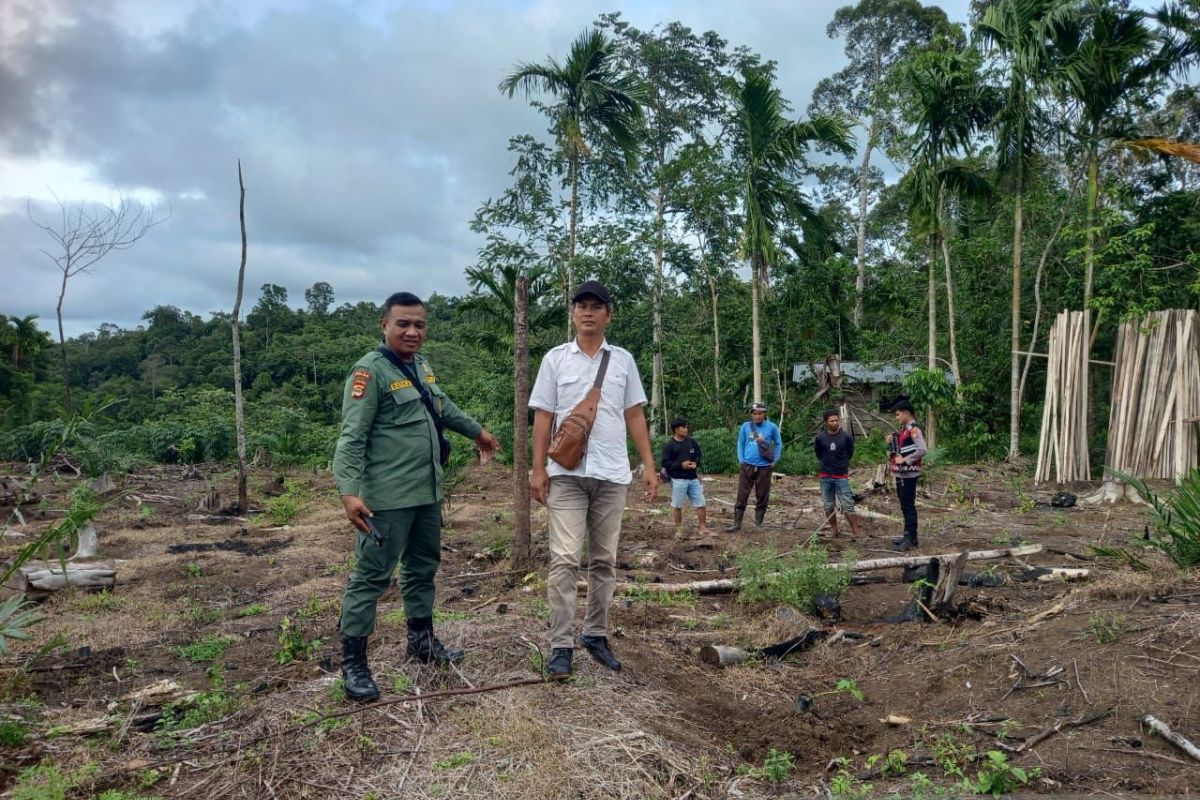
[334,291,500,702]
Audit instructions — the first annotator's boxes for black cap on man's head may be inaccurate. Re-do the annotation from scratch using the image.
[671,417,688,431]
[571,280,613,307]
[750,402,767,413]
[892,399,915,414]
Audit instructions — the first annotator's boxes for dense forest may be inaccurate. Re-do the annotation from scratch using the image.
[2,0,1198,476]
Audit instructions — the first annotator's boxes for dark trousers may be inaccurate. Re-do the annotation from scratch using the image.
[734,463,773,511]
[340,504,442,638]
[896,475,919,538]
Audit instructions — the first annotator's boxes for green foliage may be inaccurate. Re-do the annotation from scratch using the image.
[157,666,240,733]
[865,749,908,776]
[1115,468,1200,568]
[172,635,233,663]
[0,595,46,656]
[930,733,976,779]
[235,603,269,618]
[433,752,475,770]
[740,748,795,783]
[0,717,29,746]
[276,616,322,664]
[1088,612,1126,644]
[624,583,698,608]
[965,751,1037,796]
[97,791,162,800]
[736,541,853,614]
[10,760,97,800]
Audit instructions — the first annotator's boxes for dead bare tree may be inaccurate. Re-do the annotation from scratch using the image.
[28,194,168,414]
[511,274,532,570]
[231,163,250,514]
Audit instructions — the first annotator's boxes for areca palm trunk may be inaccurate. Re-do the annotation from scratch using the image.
[1009,157,1024,460]
[751,254,763,404]
[566,151,580,339]
[938,189,962,393]
[1083,144,1099,312]
[927,236,938,449]
[512,274,532,570]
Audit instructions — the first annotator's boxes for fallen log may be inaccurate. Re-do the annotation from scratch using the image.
[609,544,1043,595]
[700,645,752,667]
[1141,714,1200,763]
[19,561,116,596]
[1016,566,1090,583]
[700,630,828,667]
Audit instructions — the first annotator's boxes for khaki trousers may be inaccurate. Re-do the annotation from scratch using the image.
[546,476,628,649]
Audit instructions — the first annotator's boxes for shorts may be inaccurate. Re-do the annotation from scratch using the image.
[670,478,705,509]
[819,477,855,514]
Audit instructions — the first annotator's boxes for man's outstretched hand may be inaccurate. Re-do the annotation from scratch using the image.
[476,429,502,465]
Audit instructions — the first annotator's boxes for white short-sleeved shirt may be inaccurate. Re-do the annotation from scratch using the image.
[528,339,647,485]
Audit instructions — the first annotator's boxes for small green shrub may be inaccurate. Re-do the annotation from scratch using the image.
[965,750,1037,796]
[157,666,240,733]
[276,616,322,664]
[0,595,45,656]
[1116,468,1200,568]
[1088,612,1126,644]
[736,542,852,614]
[433,752,475,770]
[0,718,28,746]
[235,604,269,618]
[11,760,98,800]
[172,635,233,663]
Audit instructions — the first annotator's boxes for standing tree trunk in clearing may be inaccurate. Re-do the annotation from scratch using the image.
[751,255,763,405]
[854,115,877,326]
[926,237,938,449]
[651,177,667,436]
[938,188,962,393]
[231,162,250,514]
[511,275,532,570]
[28,195,167,415]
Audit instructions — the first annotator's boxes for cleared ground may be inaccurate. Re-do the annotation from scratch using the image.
[1,460,1196,799]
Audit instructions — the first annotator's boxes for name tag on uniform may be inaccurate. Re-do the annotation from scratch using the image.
[389,379,414,390]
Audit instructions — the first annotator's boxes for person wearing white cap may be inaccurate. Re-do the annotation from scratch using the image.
[727,402,782,531]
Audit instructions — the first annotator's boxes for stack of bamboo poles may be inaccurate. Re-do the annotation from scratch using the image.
[1104,309,1200,482]
[1036,310,1092,483]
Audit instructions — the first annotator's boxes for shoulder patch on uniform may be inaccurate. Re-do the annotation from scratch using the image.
[389,379,413,391]
[351,369,370,400]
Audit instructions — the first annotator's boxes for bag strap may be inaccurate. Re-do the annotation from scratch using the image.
[592,349,611,389]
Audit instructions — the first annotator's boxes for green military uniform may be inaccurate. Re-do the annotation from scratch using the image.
[334,348,482,637]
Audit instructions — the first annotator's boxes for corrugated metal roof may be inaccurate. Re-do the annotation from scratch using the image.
[792,361,955,385]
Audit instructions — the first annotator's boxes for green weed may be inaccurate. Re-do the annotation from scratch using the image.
[72,590,122,612]
[624,583,698,608]
[1114,468,1200,568]
[157,666,240,733]
[736,541,853,614]
[433,752,475,770]
[235,604,269,618]
[276,616,322,664]
[1088,612,1126,644]
[172,635,233,663]
[0,718,28,746]
[964,750,1037,796]
[10,760,98,800]
[185,562,203,579]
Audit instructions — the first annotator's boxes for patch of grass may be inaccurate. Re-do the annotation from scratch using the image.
[235,604,269,618]
[828,760,873,799]
[625,583,698,608]
[185,561,203,579]
[11,760,98,800]
[298,593,331,620]
[391,673,412,693]
[1088,612,1126,644]
[433,609,469,623]
[433,752,475,770]
[72,590,122,612]
[265,479,314,526]
[865,749,908,777]
[736,542,852,614]
[381,608,407,626]
[98,791,163,800]
[929,733,976,779]
[0,718,29,746]
[172,635,234,663]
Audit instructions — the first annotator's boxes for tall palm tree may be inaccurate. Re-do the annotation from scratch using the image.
[500,29,646,330]
[977,0,1076,460]
[7,315,46,371]
[1052,1,1177,310]
[456,263,558,356]
[733,67,853,403]
[896,41,995,446]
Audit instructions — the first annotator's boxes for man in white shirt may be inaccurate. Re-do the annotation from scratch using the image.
[529,280,658,679]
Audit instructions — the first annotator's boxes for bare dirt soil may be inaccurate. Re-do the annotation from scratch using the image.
[1,460,1197,799]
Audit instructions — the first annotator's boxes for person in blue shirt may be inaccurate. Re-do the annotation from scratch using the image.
[726,402,783,531]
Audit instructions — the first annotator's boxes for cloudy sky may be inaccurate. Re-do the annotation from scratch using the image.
[0,0,991,338]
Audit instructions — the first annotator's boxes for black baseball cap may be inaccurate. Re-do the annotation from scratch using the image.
[671,417,688,430]
[571,280,612,306]
[892,399,915,414]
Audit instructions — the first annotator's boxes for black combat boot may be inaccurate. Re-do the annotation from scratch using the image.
[340,635,380,703]
[891,532,919,552]
[754,506,767,528]
[580,634,621,671]
[406,617,464,666]
[547,648,573,679]
[725,508,744,532]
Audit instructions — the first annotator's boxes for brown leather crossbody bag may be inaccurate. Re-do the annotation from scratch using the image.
[547,349,611,470]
